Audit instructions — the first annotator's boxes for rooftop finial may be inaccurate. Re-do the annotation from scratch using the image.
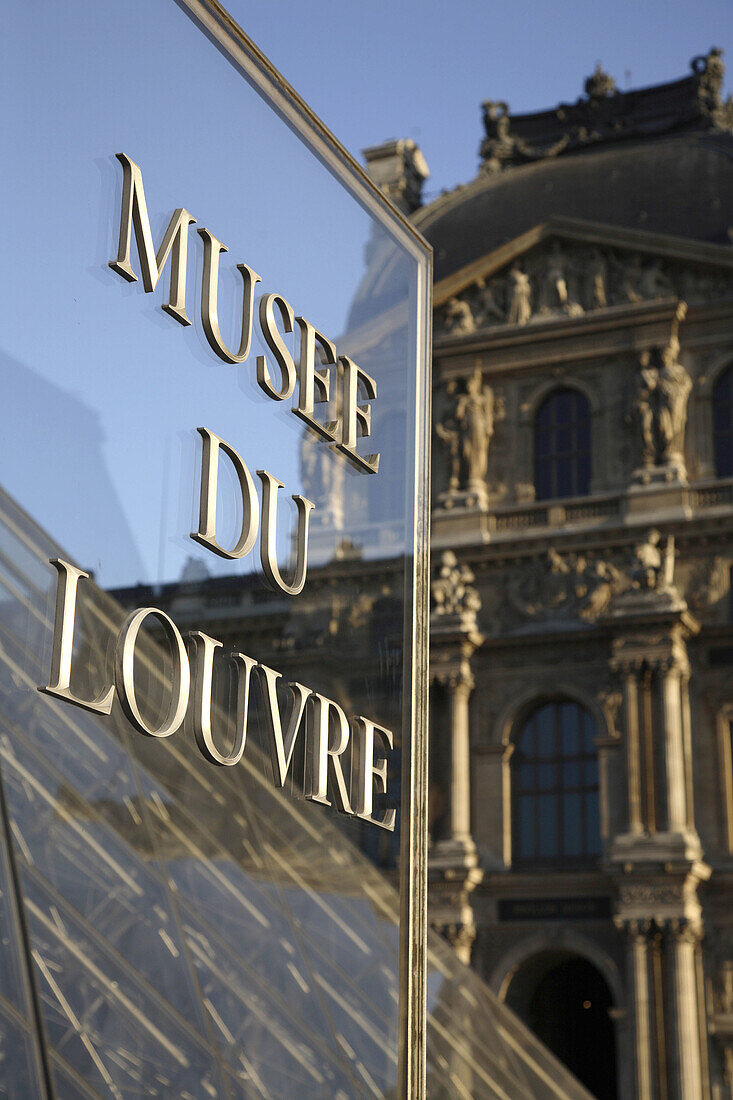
[584,63,617,100]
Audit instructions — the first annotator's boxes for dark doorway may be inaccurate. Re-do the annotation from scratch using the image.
[505,951,617,1100]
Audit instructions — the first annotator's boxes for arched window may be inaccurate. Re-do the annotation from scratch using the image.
[534,388,591,501]
[514,699,600,865]
[714,365,733,478]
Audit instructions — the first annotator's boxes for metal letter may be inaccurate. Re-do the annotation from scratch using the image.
[293,316,339,440]
[38,558,115,714]
[256,665,311,786]
[256,470,314,596]
[109,152,196,326]
[115,608,190,738]
[188,631,256,766]
[305,693,353,814]
[198,227,261,363]
[191,427,259,560]
[335,356,380,473]
[350,716,396,831]
[257,293,296,400]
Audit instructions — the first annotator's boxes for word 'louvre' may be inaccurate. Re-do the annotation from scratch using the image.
[39,558,395,830]
[110,152,379,474]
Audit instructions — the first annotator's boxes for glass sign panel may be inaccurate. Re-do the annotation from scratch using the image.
[0,2,431,1097]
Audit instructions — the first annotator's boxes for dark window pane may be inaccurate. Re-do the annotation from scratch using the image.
[535,707,554,757]
[714,366,733,478]
[563,793,582,856]
[585,791,601,853]
[537,795,558,857]
[534,388,592,501]
[518,797,535,858]
[514,699,601,865]
[538,762,555,790]
[563,760,581,787]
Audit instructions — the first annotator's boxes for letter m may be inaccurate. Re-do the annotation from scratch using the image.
[109,152,196,326]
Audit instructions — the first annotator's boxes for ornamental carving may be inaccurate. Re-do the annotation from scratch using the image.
[504,546,627,624]
[686,556,730,612]
[432,551,481,626]
[434,242,733,336]
[479,49,733,172]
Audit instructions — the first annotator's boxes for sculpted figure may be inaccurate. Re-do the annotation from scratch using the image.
[443,297,476,336]
[507,265,532,325]
[634,304,690,469]
[639,261,675,300]
[456,368,494,490]
[586,248,608,309]
[630,529,675,590]
[476,277,505,324]
[656,327,691,463]
[435,406,461,493]
[538,242,569,313]
[635,360,658,468]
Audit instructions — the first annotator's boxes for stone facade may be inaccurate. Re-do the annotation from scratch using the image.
[414,49,733,1100]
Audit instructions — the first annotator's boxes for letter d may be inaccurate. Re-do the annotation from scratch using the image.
[191,427,259,559]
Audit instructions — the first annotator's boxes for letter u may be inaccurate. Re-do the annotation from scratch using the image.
[256,470,314,596]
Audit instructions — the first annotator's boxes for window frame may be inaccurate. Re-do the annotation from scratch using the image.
[512,699,601,869]
[533,387,592,502]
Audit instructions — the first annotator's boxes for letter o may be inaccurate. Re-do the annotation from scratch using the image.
[115,608,190,737]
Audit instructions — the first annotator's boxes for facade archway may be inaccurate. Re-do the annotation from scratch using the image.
[503,948,618,1100]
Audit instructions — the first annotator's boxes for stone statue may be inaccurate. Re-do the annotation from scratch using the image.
[456,368,494,492]
[475,277,505,324]
[586,248,608,309]
[435,393,461,493]
[443,297,476,336]
[656,320,692,464]
[630,529,675,591]
[635,359,659,468]
[538,242,569,313]
[507,265,532,325]
[634,304,690,471]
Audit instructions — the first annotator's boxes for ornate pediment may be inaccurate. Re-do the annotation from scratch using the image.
[433,220,733,337]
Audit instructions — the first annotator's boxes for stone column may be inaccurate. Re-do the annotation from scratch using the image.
[659,660,689,833]
[624,920,654,1100]
[447,668,474,846]
[429,551,484,962]
[667,921,705,1100]
[623,666,645,836]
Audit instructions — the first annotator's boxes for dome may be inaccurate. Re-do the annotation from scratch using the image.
[417,130,733,284]
[414,49,733,283]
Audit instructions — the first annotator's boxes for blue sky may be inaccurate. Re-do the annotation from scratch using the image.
[228,0,732,195]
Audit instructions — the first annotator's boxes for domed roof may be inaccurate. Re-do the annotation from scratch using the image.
[417,130,733,284]
[414,50,733,283]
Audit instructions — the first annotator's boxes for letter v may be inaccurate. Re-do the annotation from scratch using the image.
[256,665,311,787]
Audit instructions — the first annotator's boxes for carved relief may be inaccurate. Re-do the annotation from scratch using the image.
[432,551,481,626]
[503,547,627,624]
[434,241,733,337]
[687,556,730,612]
